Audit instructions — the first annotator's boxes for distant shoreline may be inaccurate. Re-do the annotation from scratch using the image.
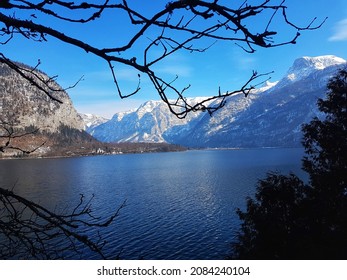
[1,144,305,161]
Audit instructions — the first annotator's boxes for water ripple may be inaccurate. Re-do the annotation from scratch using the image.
[0,149,305,259]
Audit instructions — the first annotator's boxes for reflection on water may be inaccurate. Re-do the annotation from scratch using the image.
[0,148,305,259]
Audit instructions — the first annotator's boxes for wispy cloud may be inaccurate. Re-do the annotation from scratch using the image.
[329,19,347,41]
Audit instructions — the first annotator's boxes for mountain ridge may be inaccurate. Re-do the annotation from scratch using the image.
[0,61,187,158]
[88,55,346,148]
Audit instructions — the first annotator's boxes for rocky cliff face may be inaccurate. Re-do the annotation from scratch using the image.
[0,60,90,157]
[0,61,84,132]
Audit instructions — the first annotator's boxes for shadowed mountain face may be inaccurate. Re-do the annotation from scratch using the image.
[88,55,346,148]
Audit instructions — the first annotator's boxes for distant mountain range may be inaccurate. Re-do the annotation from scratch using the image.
[0,60,185,158]
[2,55,345,156]
[84,55,346,148]
[79,113,109,132]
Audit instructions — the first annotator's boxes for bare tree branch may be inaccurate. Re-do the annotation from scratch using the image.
[0,1,327,117]
[0,53,83,103]
[0,117,45,154]
[0,186,125,259]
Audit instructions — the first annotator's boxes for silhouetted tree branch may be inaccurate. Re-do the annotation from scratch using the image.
[0,118,45,155]
[1,116,126,259]
[0,0,326,118]
[0,54,83,104]
[0,187,125,259]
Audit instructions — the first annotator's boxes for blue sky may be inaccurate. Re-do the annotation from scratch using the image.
[2,0,347,118]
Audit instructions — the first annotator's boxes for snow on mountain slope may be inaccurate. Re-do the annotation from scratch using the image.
[90,98,211,142]
[181,55,346,147]
[89,55,346,148]
[79,113,109,131]
[277,55,345,87]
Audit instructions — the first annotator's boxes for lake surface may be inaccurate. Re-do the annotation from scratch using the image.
[0,148,306,259]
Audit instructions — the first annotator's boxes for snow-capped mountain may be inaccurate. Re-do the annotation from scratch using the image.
[79,113,109,131]
[277,55,346,88]
[90,55,346,148]
[89,99,209,142]
[180,55,346,148]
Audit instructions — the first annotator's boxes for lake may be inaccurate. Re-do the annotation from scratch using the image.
[0,148,306,259]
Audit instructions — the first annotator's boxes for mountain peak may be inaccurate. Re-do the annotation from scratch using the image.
[286,55,346,82]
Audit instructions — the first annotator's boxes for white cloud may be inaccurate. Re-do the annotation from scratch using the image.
[329,19,347,41]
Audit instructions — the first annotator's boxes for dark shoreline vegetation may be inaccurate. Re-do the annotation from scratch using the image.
[231,69,347,259]
[0,125,187,160]
[0,123,302,161]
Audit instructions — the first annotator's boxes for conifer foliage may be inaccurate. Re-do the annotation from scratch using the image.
[233,68,347,259]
